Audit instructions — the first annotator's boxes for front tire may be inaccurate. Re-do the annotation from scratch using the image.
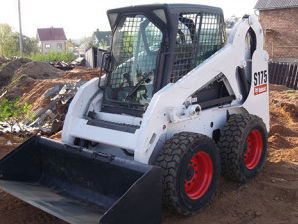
[155,132,220,215]
[218,113,268,183]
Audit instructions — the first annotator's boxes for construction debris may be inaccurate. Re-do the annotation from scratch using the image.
[49,61,75,70]
[0,58,100,135]
[71,56,85,66]
[26,80,87,134]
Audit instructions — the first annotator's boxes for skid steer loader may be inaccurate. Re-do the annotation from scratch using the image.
[0,4,269,224]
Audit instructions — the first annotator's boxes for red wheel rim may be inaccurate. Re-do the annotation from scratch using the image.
[244,129,263,169]
[184,151,213,200]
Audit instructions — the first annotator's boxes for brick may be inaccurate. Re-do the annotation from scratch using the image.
[259,8,298,59]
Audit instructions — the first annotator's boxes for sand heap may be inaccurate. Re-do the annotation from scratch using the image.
[268,84,298,164]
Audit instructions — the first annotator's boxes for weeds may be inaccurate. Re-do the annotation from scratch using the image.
[0,98,34,132]
[29,51,76,63]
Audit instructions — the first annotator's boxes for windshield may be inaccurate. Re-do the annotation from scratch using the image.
[104,14,163,106]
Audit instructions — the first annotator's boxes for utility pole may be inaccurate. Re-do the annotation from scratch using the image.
[18,0,23,57]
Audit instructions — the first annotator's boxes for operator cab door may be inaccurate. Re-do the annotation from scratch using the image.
[170,12,225,83]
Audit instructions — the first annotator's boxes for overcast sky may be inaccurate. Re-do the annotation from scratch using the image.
[0,0,258,39]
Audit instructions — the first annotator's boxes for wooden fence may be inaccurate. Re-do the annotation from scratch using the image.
[269,62,298,90]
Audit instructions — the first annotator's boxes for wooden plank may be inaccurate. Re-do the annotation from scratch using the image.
[282,63,290,85]
[293,64,298,90]
[268,62,274,83]
[272,62,279,84]
[277,63,285,85]
[286,64,295,88]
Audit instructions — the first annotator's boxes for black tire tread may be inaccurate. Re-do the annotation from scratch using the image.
[218,113,267,182]
[155,132,216,215]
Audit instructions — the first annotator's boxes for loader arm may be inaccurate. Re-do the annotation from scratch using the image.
[135,15,269,163]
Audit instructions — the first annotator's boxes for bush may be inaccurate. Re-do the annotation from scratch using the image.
[29,51,76,63]
[0,98,34,132]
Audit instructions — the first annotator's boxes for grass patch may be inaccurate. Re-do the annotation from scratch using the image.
[28,51,76,63]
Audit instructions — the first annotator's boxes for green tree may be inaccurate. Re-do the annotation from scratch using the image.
[5,33,39,57]
[93,29,112,46]
[99,38,108,49]
[0,24,39,57]
[0,24,13,57]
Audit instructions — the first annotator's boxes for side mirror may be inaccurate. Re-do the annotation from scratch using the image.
[99,74,107,90]
[100,52,111,76]
[104,53,112,73]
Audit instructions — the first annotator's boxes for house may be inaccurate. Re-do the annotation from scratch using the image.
[37,27,67,53]
[254,0,298,60]
[93,30,112,50]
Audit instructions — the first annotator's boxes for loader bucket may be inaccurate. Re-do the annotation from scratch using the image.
[0,136,162,224]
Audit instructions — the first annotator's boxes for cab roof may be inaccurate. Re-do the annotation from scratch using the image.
[107,3,223,15]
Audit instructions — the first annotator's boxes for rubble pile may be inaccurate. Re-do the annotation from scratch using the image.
[26,80,87,134]
[0,57,100,135]
[49,57,85,71]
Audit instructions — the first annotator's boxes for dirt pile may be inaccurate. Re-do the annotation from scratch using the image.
[21,67,100,110]
[0,58,31,88]
[0,61,100,134]
[16,61,62,79]
[267,84,298,164]
[15,67,99,134]
[0,59,63,100]
[0,57,10,67]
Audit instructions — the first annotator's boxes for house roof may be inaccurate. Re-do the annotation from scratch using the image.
[255,0,298,10]
[37,27,67,41]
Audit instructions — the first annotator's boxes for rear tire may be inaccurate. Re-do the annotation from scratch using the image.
[155,132,220,215]
[218,113,268,183]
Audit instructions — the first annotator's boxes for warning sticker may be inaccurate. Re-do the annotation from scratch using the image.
[254,84,267,95]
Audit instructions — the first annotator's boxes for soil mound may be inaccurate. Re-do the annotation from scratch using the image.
[280,102,298,122]
[268,84,298,164]
[16,61,62,79]
[268,134,293,149]
[269,124,296,137]
[4,75,34,100]
[0,57,10,67]
[0,58,31,88]
[2,61,64,100]
[63,66,100,79]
